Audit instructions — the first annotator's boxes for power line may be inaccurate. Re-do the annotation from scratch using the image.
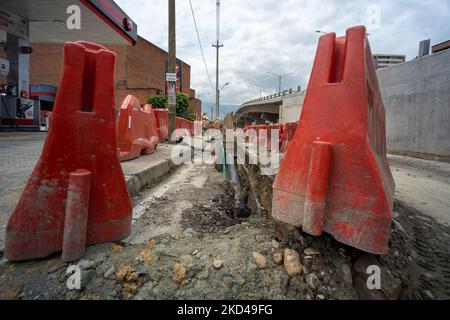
[188,0,214,91]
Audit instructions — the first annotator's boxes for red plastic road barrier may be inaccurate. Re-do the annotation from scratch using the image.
[62,170,91,262]
[256,125,269,150]
[193,121,202,136]
[244,125,255,143]
[4,41,132,261]
[280,122,298,153]
[116,95,159,162]
[272,26,395,255]
[154,109,169,142]
[175,117,192,138]
[268,124,283,152]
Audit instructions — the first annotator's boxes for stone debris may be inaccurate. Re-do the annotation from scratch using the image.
[272,239,280,249]
[252,252,267,269]
[304,248,320,256]
[77,259,98,270]
[306,273,321,290]
[283,248,302,277]
[213,259,223,269]
[272,252,283,265]
[103,266,116,279]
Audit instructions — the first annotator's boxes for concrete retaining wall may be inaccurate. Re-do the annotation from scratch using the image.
[377,49,450,156]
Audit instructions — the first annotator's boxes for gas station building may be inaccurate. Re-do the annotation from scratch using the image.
[0,0,201,131]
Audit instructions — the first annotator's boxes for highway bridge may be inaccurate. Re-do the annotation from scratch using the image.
[234,88,305,127]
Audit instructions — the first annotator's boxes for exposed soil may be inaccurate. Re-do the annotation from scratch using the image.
[0,161,449,300]
[237,161,450,300]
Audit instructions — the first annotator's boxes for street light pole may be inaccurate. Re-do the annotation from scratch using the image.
[213,0,223,120]
[267,72,294,94]
[218,82,230,101]
[167,0,176,138]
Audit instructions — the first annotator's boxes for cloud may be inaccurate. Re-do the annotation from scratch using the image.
[116,0,450,105]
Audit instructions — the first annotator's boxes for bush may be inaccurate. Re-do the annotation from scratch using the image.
[186,112,196,121]
[146,92,191,119]
[176,93,189,117]
[146,95,168,109]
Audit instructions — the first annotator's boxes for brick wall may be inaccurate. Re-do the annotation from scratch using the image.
[27,36,195,109]
[189,97,202,120]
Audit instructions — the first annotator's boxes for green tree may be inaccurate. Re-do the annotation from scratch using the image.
[146,95,168,109]
[176,92,189,117]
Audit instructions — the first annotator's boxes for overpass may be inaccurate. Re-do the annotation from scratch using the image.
[234,87,305,127]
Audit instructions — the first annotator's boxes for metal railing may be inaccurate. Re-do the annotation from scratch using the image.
[243,86,302,105]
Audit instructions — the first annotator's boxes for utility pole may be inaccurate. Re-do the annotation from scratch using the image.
[267,72,294,94]
[213,0,223,120]
[167,0,177,139]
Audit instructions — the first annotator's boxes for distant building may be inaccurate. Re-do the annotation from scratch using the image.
[432,40,450,54]
[373,54,406,70]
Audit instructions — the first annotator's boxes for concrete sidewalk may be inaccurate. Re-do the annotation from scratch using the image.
[0,132,184,252]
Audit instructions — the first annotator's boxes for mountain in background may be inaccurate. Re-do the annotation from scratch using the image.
[201,102,240,120]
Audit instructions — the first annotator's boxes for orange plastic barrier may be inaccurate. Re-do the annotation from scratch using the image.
[4,41,132,261]
[154,109,169,142]
[175,117,193,137]
[256,125,269,150]
[272,26,395,254]
[280,122,298,153]
[267,124,283,151]
[116,95,159,162]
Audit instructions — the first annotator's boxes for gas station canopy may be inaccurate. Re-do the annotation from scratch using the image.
[0,0,137,44]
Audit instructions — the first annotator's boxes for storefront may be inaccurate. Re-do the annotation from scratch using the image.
[0,0,137,131]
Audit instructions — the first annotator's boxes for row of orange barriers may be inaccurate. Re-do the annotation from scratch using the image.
[245,122,298,153]
[116,98,196,161]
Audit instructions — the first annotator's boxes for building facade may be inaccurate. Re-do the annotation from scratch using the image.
[22,36,201,116]
[373,54,406,69]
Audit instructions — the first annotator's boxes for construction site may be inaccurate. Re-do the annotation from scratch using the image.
[0,0,449,304]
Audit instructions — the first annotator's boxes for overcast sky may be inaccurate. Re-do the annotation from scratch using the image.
[115,0,450,105]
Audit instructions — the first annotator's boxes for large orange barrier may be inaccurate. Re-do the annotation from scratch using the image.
[272,26,395,254]
[154,109,169,142]
[280,122,298,153]
[116,95,159,162]
[4,41,132,261]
